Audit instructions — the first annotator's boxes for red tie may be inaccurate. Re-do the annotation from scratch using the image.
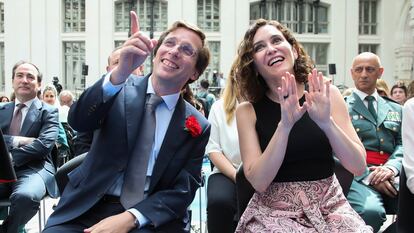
[9,103,26,136]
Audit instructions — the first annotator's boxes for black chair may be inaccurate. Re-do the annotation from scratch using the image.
[396,167,414,233]
[235,165,254,220]
[333,159,353,196]
[0,128,16,182]
[55,153,87,194]
[235,159,354,220]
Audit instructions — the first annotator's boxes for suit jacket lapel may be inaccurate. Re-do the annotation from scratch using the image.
[20,99,42,136]
[350,92,376,124]
[125,75,149,152]
[149,97,189,192]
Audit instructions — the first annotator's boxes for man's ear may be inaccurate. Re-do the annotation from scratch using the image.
[378,67,384,76]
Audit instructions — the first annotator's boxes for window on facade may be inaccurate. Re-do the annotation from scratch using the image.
[64,42,85,93]
[136,0,168,32]
[197,0,220,32]
[114,0,137,32]
[63,0,85,33]
[249,0,328,34]
[0,2,4,33]
[359,44,378,54]
[0,43,4,93]
[114,40,124,48]
[359,0,377,35]
[200,41,220,88]
[302,43,328,75]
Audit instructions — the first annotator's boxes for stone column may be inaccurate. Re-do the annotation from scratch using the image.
[393,0,414,82]
[394,46,414,82]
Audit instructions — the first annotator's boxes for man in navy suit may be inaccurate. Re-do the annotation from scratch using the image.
[0,61,59,233]
[44,11,210,233]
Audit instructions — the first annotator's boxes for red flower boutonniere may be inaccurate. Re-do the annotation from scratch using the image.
[184,115,202,137]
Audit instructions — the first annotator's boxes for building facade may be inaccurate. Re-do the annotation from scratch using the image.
[0,0,413,97]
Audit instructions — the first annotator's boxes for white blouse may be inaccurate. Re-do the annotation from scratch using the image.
[205,99,241,174]
[403,98,414,193]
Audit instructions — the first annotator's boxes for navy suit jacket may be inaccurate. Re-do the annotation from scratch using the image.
[46,75,210,232]
[0,98,60,197]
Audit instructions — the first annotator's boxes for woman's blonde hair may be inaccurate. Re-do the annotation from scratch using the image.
[222,58,243,125]
[376,79,390,97]
[43,84,59,106]
[43,84,57,97]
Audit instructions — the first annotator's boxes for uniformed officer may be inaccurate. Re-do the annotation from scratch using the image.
[345,52,403,232]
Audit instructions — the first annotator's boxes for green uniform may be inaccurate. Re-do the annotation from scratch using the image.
[345,92,403,232]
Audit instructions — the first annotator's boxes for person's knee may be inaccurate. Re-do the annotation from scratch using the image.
[361,201,386,219]
[10,192,40,211]
[359,203,386,232]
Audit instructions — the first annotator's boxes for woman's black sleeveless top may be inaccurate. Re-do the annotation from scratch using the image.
[253,94,334,182]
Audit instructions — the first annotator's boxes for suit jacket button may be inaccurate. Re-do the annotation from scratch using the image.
[377,128,381,131]
[356,128,360,132]
[380,138,384,143]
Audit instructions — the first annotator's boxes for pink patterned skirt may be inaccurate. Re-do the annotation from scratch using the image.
[235,175,373,233]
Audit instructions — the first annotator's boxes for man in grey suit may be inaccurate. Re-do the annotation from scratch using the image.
[44,11,210,233]
[0,61,59,233]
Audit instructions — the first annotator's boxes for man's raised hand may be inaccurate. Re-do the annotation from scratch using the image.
[111,11,158,84]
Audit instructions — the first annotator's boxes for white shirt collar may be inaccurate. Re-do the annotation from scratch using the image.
[147,76,180,111]
[14,97,36,109]
[354,89,379,102]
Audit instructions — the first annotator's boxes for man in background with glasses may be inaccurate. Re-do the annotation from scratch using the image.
[345,52,402,232]
[45,11,210,233]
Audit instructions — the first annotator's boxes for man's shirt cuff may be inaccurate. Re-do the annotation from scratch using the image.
[102,71,123,101]
[12,136,20,148]
[127,208,150,229]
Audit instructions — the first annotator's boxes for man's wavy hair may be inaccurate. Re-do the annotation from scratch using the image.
[12,60,43,83]
[153,21,210,84]
[235,19,314,103]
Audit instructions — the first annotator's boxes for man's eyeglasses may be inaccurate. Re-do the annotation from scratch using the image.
[162,38,197,57]
[353,66,378,74]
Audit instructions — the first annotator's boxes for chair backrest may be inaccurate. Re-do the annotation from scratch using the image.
[61,122,76,159]
[333,158,353,196]
[235,160,354,220]
[0,128,16,183]
[55,152,87,194]
[235,164,254,220]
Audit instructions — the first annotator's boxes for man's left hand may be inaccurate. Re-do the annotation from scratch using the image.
[371,180,398,198]
[368,166,395,185]
[83,211,136,233]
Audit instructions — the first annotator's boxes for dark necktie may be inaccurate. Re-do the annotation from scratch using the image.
[121,94,163,209]
[8,103,26,136]
[365,96,377,120]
